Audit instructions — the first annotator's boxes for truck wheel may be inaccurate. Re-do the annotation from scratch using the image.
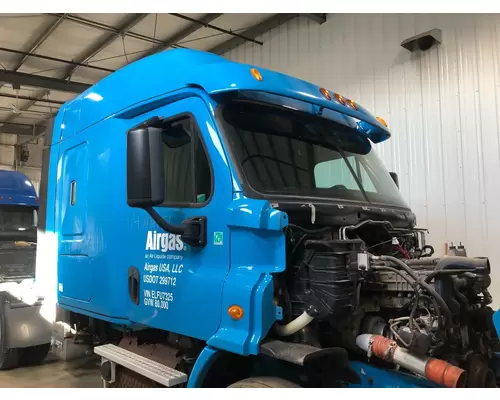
[0,297,19,370]
[19,343,51,366]
[228,376,301,388]
[0,347,19,370]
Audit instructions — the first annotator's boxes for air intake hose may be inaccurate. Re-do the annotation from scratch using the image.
[356,334,467,388]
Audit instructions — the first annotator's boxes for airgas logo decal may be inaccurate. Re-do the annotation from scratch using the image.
[143,231,185,311]
[145,231,187,252]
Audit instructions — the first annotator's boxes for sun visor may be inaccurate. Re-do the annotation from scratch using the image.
[356,120,391,144]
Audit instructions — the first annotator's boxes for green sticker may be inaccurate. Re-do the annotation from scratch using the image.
[197,193,206,203]
[214,232,223,246]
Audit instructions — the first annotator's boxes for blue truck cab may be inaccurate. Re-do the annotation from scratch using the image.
[0,170,38,282]
[0,170,51,370]
[39,49,500,388]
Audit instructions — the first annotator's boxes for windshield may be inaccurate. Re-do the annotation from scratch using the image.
[0,205,37,233]
[0,205,37,279]
[218,101,409,209]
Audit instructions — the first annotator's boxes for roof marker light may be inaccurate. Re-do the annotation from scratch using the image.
[250,68,262,81]
[334,93,346,106]
[319,88,332,100]
[346,99,358,110]
[376,116,388,127]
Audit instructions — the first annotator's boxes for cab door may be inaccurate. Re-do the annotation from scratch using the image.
[56,140,92,302]
[126,96,233,341]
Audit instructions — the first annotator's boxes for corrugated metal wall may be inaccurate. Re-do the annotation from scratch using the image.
[226,13,500,306]
[0,133,42,193]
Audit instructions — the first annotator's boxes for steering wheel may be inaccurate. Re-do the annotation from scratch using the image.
[331,185,348,191]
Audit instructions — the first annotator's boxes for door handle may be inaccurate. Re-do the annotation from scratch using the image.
[128,266,140,305]
[70,180,76,205]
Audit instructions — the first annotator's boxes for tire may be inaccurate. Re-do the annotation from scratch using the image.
[19,343,51,366]
[0,347,19,370]
[228,376,301,388]
[0,295,19,370]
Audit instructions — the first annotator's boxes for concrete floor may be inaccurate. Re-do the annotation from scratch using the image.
[0,353,103,388]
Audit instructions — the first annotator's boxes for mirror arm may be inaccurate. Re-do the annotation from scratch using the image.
[145,207,184,235]
[145,207,207,247]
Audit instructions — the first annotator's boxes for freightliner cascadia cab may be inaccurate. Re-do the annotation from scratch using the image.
[37,49,500,388]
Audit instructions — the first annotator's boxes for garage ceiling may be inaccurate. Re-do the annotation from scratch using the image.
[0,13,326,137]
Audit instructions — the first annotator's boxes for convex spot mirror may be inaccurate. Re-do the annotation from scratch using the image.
[389,172,399,189]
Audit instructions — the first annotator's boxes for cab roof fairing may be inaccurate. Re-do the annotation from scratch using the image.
[0,171,38,207]
[52,49,390,145]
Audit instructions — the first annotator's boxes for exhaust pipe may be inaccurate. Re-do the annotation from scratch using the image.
[356,334,467,388]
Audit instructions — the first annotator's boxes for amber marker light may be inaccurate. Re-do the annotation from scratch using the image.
[346,99,358,110]
[250,68,263,81]
[376,116,388,127]
[334,93,346,105]
[319,88,332,100]
[228,305,244,320]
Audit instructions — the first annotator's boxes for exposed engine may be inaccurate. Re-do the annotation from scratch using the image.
[275,219,499,388]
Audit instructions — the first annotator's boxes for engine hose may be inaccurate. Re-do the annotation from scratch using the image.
[339,219,393,240]
[452,277,469,313]
[482,289,493,306]
[408,291,420,330]
[435,256,490,273]
[406,256,490,273]
[376,255,453,330]
[356,334,467,388]
[424,268,471,283]
[275,311,315,337]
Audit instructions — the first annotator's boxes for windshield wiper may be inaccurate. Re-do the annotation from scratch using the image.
[336,146,370,203]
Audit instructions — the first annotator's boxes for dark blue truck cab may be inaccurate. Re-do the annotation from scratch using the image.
[0,170,52,369]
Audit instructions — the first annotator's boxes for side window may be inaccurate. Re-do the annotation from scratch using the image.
[161,115,212,205]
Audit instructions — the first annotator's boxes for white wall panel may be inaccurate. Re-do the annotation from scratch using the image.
[225,14,500,306]
[0,145,14,167]
[0,132,42,194]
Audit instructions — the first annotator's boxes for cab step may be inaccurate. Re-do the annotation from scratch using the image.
[94,344,188,387]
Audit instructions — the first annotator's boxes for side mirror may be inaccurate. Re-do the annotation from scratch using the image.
[126,124,207,248]
[389,172,399,189]
[126,127,165,208]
